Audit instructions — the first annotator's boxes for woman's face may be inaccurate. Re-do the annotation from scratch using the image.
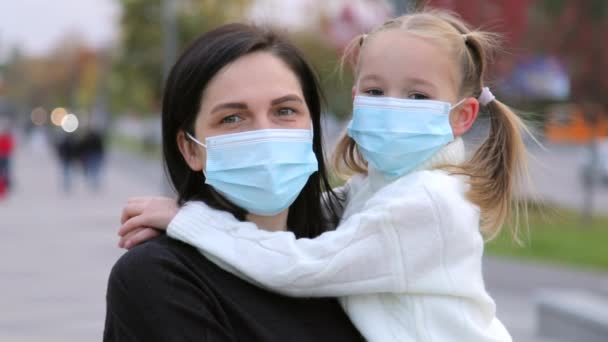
[179,51,312,172]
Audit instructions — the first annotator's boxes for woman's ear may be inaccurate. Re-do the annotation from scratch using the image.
[450,97,479,137]
[177,130,204,171]
[352,86,357,100]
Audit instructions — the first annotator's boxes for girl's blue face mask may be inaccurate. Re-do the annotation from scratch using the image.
[187,128,318,216]
[347,95,463,179]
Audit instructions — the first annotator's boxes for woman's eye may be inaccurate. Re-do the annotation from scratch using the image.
[364,89,384,96]
[221,115,243,124]
[277,108,296,116]
[408,93,429,100]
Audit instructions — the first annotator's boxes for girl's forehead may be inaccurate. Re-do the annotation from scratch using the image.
[360,30,450,68]
[358,30,460,89]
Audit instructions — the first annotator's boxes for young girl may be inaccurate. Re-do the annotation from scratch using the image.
[120,9,528,341]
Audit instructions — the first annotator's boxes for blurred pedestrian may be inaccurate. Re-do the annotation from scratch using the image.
[55,133,78,193]
[0,117,15,196]
[80,128,105,191]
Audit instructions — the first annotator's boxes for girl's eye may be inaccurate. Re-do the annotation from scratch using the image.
[277,108,296,116]
[408,93,429,100]
[221,115,243,124]
[364,89,384,96]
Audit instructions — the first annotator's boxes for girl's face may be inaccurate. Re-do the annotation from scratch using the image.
[179,51,312,171]
[355,29,478,136]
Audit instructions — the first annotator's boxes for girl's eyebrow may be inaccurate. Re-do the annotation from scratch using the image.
[405,77,439,92]
[406,77,435,87]
[358,74,383,83]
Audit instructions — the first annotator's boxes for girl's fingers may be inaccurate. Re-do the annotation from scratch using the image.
[123,228,161,249]
[118,227,144,248]
[118,214,148,237]
[120,202,145,224]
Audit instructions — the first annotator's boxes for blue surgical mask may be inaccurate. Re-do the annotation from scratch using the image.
[347,95,463,179]
[187,129,318,216]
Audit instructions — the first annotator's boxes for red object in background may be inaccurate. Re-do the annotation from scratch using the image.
[425,0,533,79]
[426,0,532,47]
[0,132,14,157]
[321,1,392,52]
[0,132,14,199]
[0,176,5,199]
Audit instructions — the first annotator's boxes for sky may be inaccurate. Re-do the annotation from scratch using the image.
[0,0,391,62]
[0,0,119,61]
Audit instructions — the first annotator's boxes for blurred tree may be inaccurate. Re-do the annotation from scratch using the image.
[527,0,607,113]
[109,0,251,115]
[2,35,100,114]
[290,33,354,119]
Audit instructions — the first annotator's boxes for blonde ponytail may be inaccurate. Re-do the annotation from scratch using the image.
[459,100,529,239]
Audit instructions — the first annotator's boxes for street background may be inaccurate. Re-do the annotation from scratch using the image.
[1,0,607,341]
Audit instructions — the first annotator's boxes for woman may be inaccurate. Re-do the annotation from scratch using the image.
[103,24,364,341]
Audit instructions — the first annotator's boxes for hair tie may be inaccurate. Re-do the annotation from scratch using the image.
[478,87,495,106]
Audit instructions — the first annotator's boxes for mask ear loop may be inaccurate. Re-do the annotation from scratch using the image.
[186,132,208,177]
[450,98,467,110]
[186,132,207,148]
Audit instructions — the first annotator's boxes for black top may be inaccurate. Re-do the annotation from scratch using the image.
[104,234,364,342]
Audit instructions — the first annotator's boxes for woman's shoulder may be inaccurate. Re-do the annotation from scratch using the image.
[108,234,217,291]
[112,234,193,268]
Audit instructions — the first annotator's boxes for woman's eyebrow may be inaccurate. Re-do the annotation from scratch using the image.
[210,102,248,114]
[271,94,304,105]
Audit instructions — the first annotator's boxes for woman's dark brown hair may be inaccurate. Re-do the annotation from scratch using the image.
[162,23,342,238]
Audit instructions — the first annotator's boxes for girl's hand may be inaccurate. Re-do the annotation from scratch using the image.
[118,196,178,249]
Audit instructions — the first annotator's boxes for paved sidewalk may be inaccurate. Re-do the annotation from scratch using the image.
[0,140,163,342]
[485,257,608,342]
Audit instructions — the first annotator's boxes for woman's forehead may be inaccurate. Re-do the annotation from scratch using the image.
[202,52,304,103]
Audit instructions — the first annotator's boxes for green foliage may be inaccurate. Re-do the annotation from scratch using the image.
[109,0,251,114]
[540,0,567,16]
[486,205,608,271]
[290,33,354,119]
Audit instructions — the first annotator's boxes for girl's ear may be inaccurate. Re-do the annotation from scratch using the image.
[352,86,357,100]
[177,130,204,171]
[450,97,479,137]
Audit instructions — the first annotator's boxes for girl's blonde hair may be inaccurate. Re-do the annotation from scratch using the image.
[334,9,529,240]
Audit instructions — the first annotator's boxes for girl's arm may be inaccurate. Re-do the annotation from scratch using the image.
[168,200,406,296]
[167,173,453,297]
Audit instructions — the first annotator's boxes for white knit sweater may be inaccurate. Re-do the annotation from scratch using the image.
[167,138,512,341]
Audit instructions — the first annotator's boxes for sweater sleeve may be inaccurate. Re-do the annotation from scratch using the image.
[168,201,403,296]
[167,176,443,297]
